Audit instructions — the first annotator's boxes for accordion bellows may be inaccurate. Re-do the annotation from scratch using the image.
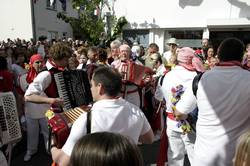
[0,92,22,145]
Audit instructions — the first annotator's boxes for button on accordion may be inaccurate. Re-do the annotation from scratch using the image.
[120,61,153,86]
[0,92,22,146]
[47,70,93,149]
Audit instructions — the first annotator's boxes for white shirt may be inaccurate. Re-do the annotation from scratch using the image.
[20,73,49,119]
[176,66,250,166]
[25,61,54,96]
[163,51,171,63]
[62,98,151,156]
[161,65,197,132]
[153,64,167,78]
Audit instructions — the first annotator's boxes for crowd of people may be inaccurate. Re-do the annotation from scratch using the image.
[0,36,249,166]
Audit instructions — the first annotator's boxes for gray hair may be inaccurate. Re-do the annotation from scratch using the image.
[110,40,122,49]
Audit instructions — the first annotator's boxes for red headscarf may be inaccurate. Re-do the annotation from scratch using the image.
[26,54,44,83]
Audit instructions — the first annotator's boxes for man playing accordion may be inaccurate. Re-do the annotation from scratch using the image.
[25,42,71,110]
[111,44,154,108]
[51,67,154,166]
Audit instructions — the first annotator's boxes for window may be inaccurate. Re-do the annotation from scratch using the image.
[165,30,203,48]
[47,31,58,41]
[46,0,57,10]
[62,32,67,39]
[60,0,67,11]
[123,30,149,48]
[168,30,202,39]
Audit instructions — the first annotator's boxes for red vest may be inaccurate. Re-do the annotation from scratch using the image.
[44,68,60,98]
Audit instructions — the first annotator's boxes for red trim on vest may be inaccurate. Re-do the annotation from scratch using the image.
[216,61,242,67]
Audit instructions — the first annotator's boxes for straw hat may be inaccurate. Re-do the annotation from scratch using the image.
[166,38,178,45]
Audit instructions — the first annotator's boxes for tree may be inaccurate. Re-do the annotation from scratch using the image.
[57,0,128,46]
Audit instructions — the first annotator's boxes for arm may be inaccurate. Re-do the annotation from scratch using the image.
[173,108,188,121]
[53,114,86,165]
[24,71,63,106]
[139,129,154,144]
[175,85,197,119]
[51,147,70,166]
[24,94,64,106]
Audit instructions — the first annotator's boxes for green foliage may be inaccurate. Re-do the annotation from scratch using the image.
[57,0,128,46]
[105,16,128,46]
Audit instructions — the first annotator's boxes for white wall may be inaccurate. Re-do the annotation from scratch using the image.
[34,0,78,40]
[0,0,33,41]
[114,0,250,29]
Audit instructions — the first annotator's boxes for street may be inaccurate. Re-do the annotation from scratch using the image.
[10,134,190,166]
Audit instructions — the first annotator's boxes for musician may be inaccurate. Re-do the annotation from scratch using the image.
[111,44,142,107]
[51,67,154,166]
[24,42,72,110]
[160,47,205,166]
[18,54,49,161]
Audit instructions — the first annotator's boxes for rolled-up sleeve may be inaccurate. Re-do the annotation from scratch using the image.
[25,71,51,96]
[62,113,87,156]
[140,113,152,136]
[176,85,197,114]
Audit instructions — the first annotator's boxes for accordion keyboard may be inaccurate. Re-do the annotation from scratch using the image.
[54,72,72,111]
[54,70,93,112]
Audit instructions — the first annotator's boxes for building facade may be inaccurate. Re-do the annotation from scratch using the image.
[0,0,78,41]
[112,0,250,52]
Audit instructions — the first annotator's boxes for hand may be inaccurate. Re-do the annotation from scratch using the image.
[49,98,64,106]
[173,106,188,120]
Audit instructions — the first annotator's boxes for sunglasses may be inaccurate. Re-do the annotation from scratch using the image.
[34,61,43,64]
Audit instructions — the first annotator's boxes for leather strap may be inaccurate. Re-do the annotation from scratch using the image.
[86,111,91,134]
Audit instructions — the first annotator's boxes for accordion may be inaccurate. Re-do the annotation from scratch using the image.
[0,92,22,145]
[54,70,93,112]
[120,61,153,86]
[47,105,91,148]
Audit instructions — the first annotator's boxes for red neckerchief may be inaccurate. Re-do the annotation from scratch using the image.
[216,61,243,68]
[48,59,65,71]
[26,67,38,84]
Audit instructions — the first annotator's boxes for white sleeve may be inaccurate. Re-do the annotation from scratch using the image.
[154,81,164,101]
[140,112,152,135]
[176,85,197,114]
[61,113,87,156]
[25,71,51,96]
